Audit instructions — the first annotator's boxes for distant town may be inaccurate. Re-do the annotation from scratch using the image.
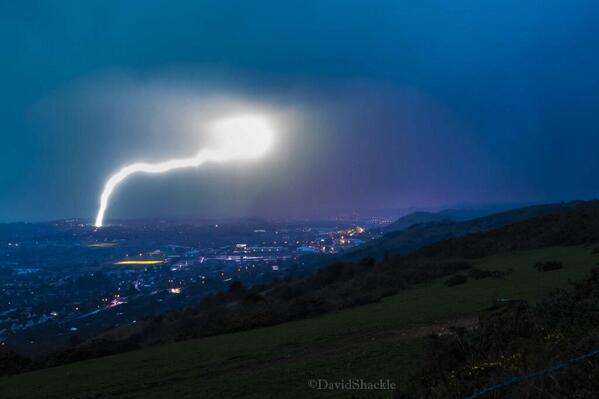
[0,216,391,353]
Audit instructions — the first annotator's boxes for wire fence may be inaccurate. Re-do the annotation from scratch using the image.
[464,348,599,399]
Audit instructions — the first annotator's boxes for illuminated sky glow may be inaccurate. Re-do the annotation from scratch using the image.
[94,115,274,227]
[2,2,599,222]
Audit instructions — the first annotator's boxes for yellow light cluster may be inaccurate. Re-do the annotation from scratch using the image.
[114,260,165,265]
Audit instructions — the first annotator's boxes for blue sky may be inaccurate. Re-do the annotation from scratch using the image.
[1,1,598,221]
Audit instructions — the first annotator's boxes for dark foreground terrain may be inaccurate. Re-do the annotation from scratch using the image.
[2,201,599,398]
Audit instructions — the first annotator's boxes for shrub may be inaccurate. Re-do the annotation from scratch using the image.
[242,292,267,305]
[445,274,468,287]
[534,261,563,272]
[359,256,376,266]
[468,268,505,280]
[402,269,599,398]
[228,281,246,297]
[0,345,31,376]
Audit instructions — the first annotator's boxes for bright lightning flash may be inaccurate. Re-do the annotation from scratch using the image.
[94,115,274,228]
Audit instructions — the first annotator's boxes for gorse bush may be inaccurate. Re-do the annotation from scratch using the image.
[444,274,468,287]
[534,261,563,272]
[402,268,599,398]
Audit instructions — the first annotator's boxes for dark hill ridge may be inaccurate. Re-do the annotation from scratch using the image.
[414,200,599,259]
[381,211,455,232]
[335,201,582,262]
[380,204,525,233]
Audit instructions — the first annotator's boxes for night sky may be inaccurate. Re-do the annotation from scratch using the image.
[2,1,599,222]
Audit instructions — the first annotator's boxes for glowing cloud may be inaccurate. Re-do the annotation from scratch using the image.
[94,114,274,227]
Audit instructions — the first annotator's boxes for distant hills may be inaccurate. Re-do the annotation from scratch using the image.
[329,201,583,263]
[380,203,527,233]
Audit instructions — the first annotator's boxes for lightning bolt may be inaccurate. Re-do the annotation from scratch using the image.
[94,115,274,228]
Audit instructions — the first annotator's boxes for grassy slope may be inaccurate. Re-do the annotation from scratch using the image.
[2,246,598,399]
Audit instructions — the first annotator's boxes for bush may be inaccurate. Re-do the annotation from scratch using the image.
[402,269,599,398]
[359,256,376,267]
[0,345,31,376]
[228,281,246,297]
[44,338,141,368]
[467,268,505,280]
[534,261,563,272]
[242,292,267,305]
[444,274,468,287]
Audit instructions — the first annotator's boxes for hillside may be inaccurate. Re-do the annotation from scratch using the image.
[380,204,524,233]
[1,245,598,398]
[334,201,581,262]
[380,210,455,233]
[415,201,599,259]
[100,200,598,350]
[407,263,599,398]
[2,201,599,397]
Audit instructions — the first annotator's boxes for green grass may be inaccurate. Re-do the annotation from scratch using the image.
[2,246,598,399]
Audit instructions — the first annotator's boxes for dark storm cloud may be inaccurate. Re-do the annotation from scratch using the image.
[1,1,598,221]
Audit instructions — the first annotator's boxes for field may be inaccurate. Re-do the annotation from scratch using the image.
[2,246,598,399]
